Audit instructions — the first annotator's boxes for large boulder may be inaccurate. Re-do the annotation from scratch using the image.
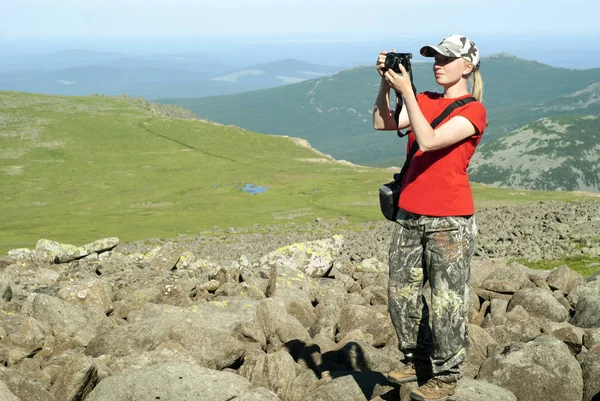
[507,288,569,322]
[478,335,583,401]
[261,236,344,278]
[581,344,600,401]
[85,363,252,401]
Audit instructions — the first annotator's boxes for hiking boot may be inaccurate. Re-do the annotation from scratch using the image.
[386,363,417,384]
[410,377,457,401]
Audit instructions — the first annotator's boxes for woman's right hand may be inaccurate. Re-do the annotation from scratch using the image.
[376,51,389,78]
[376,49,396,78]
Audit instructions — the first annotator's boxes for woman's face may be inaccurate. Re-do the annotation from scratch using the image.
[432,53,471,86]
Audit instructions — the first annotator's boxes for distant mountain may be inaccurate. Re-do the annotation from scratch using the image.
[159,54,600,166]
[0,49,125,72]
[0,53,340,99]
[469,115,600,192]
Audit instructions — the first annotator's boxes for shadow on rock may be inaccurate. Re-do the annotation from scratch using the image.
[285,339,399,400]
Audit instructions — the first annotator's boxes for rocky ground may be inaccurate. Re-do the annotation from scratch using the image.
[119,199,600,268]
[0,200,599,401]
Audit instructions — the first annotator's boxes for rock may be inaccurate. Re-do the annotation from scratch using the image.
[480,263,533,293]
[34,239,86,264]
[454,378,517,401]
[50,355,98,401]
[0,380,20,401]
[234,387,281,401]
[255,298,311,352]
[546,265,582,294]
[301,373,378,401]
[0,366,57,401]
[57,279,113,314]
[147,242,181,271]
[584,328,600,349]
[581,345,600,401]
[81,238,119,256]
[238,350,300,400]
[542,321,585,353]
[507,287,569,322]
[0,257,16,269]
[571,295,600,328]
[23,294,113,346]
[462,324,496,378]
[478,335,583,401]
[567,279,600,308]
[261,236,344,278]
[337,304,394,348]
[85,363,252,401]
[86,316,246,370]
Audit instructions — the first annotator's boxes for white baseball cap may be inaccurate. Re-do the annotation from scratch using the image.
[420,34,480,68]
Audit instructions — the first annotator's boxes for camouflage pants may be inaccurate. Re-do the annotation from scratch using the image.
[388,209,477,382]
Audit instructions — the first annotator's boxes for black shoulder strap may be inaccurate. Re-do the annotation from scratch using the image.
[394,96,477,184]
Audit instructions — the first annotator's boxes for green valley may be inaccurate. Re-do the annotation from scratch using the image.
[1,91,596,254]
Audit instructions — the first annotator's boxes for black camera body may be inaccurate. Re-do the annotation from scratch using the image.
[384,52,413,74]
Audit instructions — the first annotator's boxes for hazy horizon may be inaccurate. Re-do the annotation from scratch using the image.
[2,32,600,70]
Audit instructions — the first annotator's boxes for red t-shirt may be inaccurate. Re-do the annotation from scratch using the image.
[399,92,487,216]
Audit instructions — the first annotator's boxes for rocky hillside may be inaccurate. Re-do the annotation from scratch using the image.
[0,200,599,401]
[470,115,600,193]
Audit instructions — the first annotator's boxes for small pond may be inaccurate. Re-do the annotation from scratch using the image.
[242,184,268,194]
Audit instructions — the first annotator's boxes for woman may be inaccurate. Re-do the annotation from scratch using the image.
[373,35,487,401]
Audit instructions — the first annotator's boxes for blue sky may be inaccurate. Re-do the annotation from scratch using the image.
[2,0,597,38]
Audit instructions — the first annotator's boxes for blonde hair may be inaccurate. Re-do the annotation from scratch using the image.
[465,63,484,102]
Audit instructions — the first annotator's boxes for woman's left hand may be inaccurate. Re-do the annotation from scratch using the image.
[383,63,413,97]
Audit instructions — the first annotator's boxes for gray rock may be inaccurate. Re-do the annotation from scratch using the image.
[234,387,281,401]
[337,304,394,348]
[462,324,496,379]
[0,279,12,302]
[238,350,300,400]
[485,321,542,346]
[261,236,344,278]
[0,314,48,350]
[309,301,342,339]
[255,298,310,351]
[584,328,600,349]
[300,373,380,401]
[34,239,86,264]
[454,378,517,401]
[0,257,16,269]
[86,316,246,370]
[57,279,113,314]
[541,321,585,352]
[546,265,582,294]
[481,263,533,293]
[85,363,252,401]
[567,279,600,308]
[50,355,98,401]
[23,294,113,346]
[81,238,119,256]
[581,345,600,401]
[571,295,600,328]
[479,335,583,401]
[0,366,57,401]
[85,318,170,358]
[126,297,259,330]
[507,287,569,322]
[147,242,181,271]
[0,380,20,401]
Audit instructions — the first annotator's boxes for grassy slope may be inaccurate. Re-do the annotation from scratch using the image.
[1,91,597,255]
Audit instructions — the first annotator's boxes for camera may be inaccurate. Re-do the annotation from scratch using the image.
[384,52,413,74]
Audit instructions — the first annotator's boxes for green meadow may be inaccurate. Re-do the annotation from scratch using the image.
[1,91,598,255]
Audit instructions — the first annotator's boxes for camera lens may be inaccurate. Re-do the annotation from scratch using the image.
[385,53,398,69]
